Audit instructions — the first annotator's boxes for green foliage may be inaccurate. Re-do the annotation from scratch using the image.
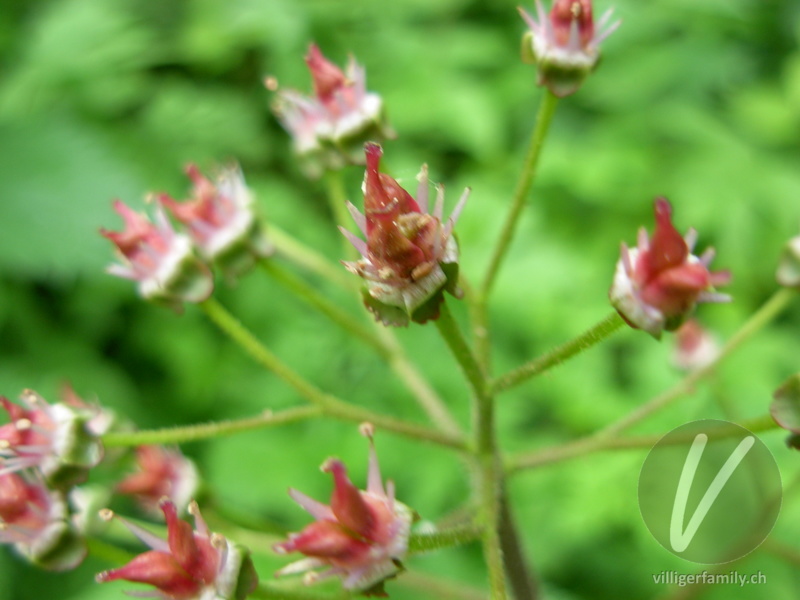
[1,0,800,599]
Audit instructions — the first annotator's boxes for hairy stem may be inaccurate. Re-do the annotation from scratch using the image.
[408,523,483,555]
[102,406,321,447]
[493,311,625,393]
[435,302,488,404]
[509,414,779,472]
[600,288,795,437]
[269,225,353,290]
[199,298,466,451]
[261,259,463,436]
[481,91,559,298]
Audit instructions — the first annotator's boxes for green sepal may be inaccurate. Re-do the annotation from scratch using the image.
[25,520,87,572]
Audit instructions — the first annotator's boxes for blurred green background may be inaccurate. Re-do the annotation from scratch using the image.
[2,0,800,598]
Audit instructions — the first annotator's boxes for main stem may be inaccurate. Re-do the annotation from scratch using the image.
[198,298,466,451]
[434,302,507,599]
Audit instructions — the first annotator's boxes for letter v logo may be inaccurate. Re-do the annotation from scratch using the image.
[669,433,755,553]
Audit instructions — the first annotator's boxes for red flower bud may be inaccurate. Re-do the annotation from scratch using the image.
[341,144,469,326]
[275,425,412,593]
[519,0,620,97]
[610,198,731,338]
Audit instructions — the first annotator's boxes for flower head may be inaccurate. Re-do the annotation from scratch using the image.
[102,200,213,307]
[0,471,87,570]
[609,198,731,339]
[116,446,199,518]
[96,499,258,600]
[341,143,469,326]
[272,44,393,177]
[160,165,271,278]
[0,390,102,487]
[275,424,413,595]
[519,0,620,97]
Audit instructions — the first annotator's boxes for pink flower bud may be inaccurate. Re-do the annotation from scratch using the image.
[609,198,731,339]
[271,45,394,177]
[116,446,199,518]
[672,319,719,372]
[0,390,102,487]
[160,165,271,278]
[101,200,213,307]
[275,425,413,594]
[519,0,620,97]
[0,471,86,571]
[341,143,469,326]
[96,499,258,600]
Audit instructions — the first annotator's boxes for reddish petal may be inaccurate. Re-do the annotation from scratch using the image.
[645,198,689,277]
[324,460,374,538]
[551,0,595,46]
[305,44,347,101]
[96,551,200,599]
[278,520,370,561]
[0,473,31,521]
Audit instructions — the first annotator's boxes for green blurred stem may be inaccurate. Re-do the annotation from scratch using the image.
[493,311,625,393]
[261,259,463,437]
[408,523,483,555]
[261,259,388,356]
[509,414,779,472]
[435,302,489,405]
[433,302,507,598]
[269,225,353,290]
[252,582,351,600]
[480,90,559,298]
[325,169,357,260]
[102,406,321,447]
[600,287,796,437]
[198,298,467,451]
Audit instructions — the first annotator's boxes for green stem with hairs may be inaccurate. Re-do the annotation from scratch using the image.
[198,297,466,451]
[408,523,483,555]
[481,90,559,298]
[509,414,779,473]
[493,311,625,393]
[102,406,321,448]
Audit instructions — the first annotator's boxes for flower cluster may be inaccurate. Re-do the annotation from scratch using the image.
[0,390,104,570]
[275,424,413,595]
[341,143,469,326]
[609,198,731,338]
[272,44,393,177]
[519,0,620,97]
[102,165,269,306]
[97,499,258,600]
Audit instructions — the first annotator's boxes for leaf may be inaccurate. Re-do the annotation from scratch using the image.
[771,374,800,434]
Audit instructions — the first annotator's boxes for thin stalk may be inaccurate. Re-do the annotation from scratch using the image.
[252,583,351,600]
[261,258,463,436]
[481,91,559,298]
[269,225,353,290]
[102,406,321,448]
[600,288,795,437]
[261,259,388,357]
[324,169,357,260]
[509,414,779,472]
[408,523,483,555]
[198,298,467,451]
[435,302,488,404]
[493,311,625,393]
[399,571,487,600]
